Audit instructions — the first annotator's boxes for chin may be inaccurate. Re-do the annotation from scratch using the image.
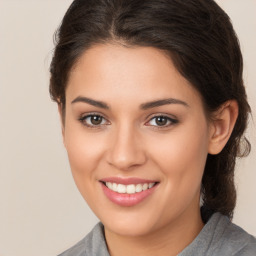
[104,219,154,237]
[97,207,166,237]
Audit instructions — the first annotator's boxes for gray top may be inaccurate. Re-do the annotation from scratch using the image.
[58,212,256,256]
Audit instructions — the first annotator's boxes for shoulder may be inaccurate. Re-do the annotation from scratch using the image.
[216,216,256,256]
[179,212,256,256]
[58,222,109,256]
[58,237,85,256]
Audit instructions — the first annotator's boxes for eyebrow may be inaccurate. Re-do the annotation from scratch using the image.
[71,96,109,109]
[71,96,189,110]
[140,98,189,110]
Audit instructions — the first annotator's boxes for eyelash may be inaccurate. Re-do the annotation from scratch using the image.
[145,115,178,128]
[78,113,110,128]
[78,113,178,129]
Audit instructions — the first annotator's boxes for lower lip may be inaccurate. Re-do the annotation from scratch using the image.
[101,183,158,207]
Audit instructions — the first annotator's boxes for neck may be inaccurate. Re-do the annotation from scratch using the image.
[104,207,204,256]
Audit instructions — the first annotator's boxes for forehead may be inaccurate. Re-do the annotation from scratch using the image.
[66,44,203,109]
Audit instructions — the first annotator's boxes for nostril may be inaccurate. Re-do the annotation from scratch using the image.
[106,148,147,170]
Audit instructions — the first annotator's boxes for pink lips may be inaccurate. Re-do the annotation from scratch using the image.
[100,177,159,207]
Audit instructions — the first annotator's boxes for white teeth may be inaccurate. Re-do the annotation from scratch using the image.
[142,183,148,191]
[117,184,126,193]
[126,184,136,194]
[149,183,154,188]
[135,184,143,193]
[106,182,112,190]
[112,183,118,192]
[105,182,156,194]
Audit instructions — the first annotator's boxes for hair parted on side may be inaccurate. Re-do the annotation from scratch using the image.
[49,0,251,219]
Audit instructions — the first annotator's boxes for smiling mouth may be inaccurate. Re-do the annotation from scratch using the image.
[100,177,159,206]
[102,181,158,194]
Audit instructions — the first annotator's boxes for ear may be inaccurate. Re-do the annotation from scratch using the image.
[58,103,66,146]
[208,100,238,155]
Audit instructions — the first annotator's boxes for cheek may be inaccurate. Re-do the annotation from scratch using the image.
[63,125,106,194]
[149,121,209,195]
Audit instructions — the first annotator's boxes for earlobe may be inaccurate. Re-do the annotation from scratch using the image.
[208,100,239,155]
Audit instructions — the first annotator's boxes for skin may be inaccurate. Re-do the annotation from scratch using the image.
[60,44,238,256]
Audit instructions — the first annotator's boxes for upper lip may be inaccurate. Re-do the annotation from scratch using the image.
[100,177,159,185]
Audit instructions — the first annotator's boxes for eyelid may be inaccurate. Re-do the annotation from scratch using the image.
[78,112,111,128]
[145,113,179,127]
[77,112,178,129]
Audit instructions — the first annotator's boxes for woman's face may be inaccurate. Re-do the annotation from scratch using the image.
[63,44,213,237]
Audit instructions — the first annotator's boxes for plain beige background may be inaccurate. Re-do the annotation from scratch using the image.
[0,0,255,255]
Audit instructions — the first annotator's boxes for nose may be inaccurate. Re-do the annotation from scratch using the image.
[106,124,147,171]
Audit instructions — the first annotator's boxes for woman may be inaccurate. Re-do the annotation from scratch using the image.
[49,0,256,255]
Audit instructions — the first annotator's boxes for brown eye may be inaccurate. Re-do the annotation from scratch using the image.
[79,114,108,127]
[146,115,178,127]
[90,115,103,125]
[155,116,168,126]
